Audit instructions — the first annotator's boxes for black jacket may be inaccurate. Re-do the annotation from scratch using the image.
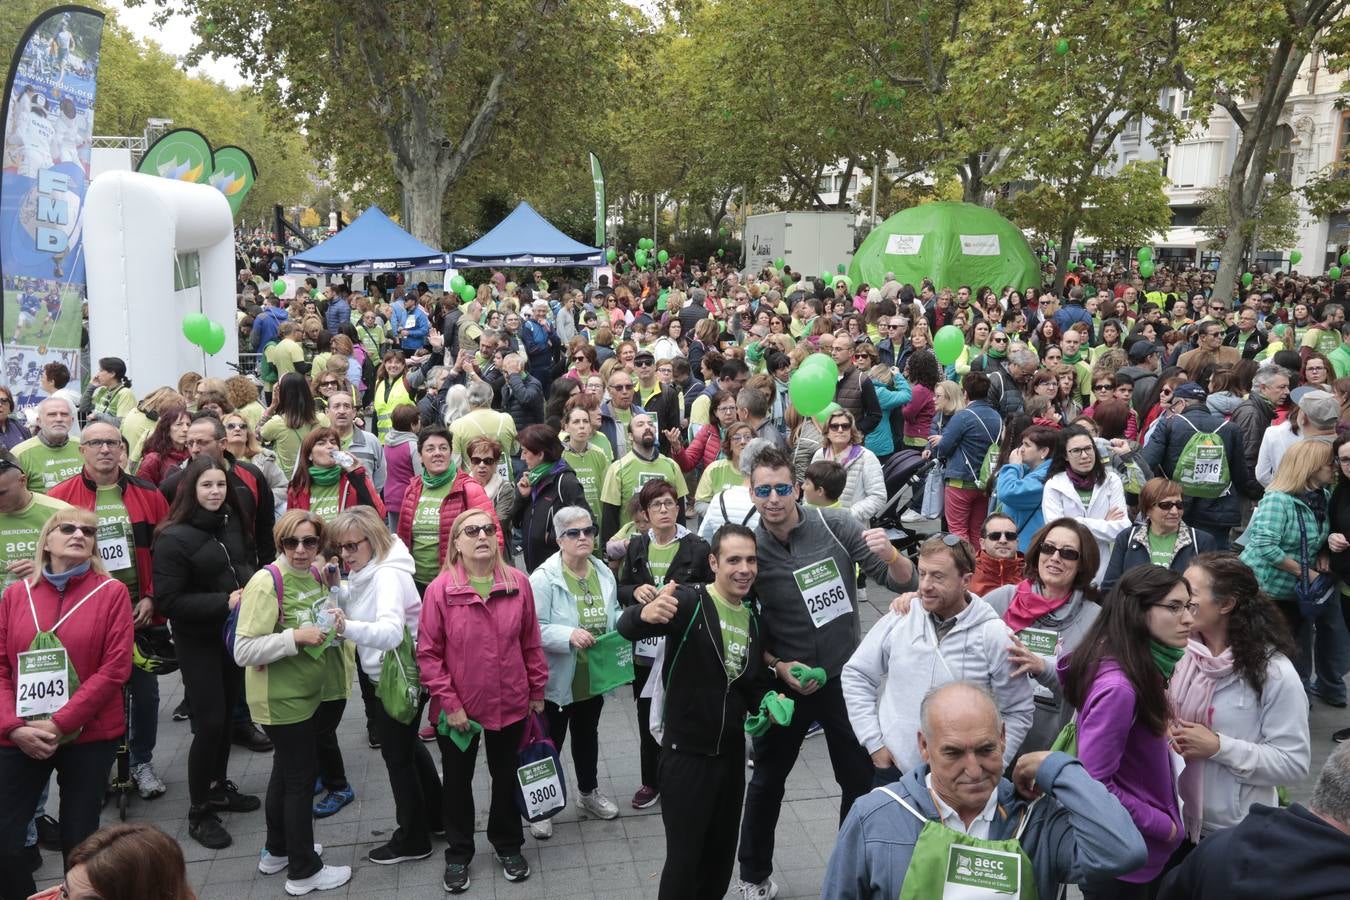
[617,584,771,757]
[637,382,684,456]
[617,532,713,607]
[1329,480,1350,584]
[1140,404,1257,529]
[511,460,589,571]
[503,372,545,430]
[151,506,256,641]
[160,453,275,565]
[1101,523,1216,593]
[1223,326,1268,360]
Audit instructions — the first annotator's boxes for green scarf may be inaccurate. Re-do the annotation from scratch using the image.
[422,468,455,490]
[1062,348,1085,365]
[308,465,341,486]
[1150,639,1185,680]
[525,461,555,486]
[986,345,1007,360]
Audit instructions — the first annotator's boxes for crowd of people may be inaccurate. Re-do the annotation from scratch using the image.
[0,252,1347,899]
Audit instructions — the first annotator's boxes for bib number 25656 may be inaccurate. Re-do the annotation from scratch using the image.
[793,559,851,629]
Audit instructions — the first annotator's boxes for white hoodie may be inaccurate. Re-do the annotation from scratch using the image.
[332,536,422,681]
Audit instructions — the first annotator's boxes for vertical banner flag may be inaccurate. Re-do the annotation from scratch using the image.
[0,5,105,411]
[137,128,257,219]
[589,152,605,249]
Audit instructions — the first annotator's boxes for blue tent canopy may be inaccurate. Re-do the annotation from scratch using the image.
[287,207,448,274]
[450,202,603,268]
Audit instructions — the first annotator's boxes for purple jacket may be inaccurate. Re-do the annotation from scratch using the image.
[1058,655,1182,884]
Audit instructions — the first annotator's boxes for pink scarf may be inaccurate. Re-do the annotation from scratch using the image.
[1169,639,1235,841]
[1001,579,1068,633]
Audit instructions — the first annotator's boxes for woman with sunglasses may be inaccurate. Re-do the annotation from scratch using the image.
[1140,372,1187,434]
[152,457,260,850]
[0,509,132,900]
[982,518,1101,756]
[1102,477,1216,594]
[1059,564,1194,897]
[221,412,288,511]
[692,421,755,517]
[527,505,622,840]
[285,427,385,522]
[325,507,442,865]
[134,405,191,487]
[970,328,1011,375]
[566,343,597,383]
[1041,425,1128,583]
[233,509,352,895]
[512,425,589,572]
[812,407,886,524]
[463,435,517,526]
[419,508,547,891]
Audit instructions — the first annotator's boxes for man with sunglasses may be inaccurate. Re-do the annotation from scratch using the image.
[970,514,1023,595]
[735,447,915,900]
[632,349,683,455]
[876,317,908,369]
[1178,321,1240,381]
[50,421,171,800]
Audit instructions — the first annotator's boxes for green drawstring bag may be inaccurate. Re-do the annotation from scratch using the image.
[1049,718,1078,756]
[376,626,420,725]
[585,631,635,696]
[21,631,82,744]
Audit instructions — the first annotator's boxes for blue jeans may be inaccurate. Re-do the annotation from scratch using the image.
[128,664,159,766]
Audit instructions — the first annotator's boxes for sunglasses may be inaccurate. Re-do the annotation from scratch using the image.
[56,523,97,537]
[1093,383,1113,391]
[752,483,794,498]
[469,456,497,466]
[983,530,1017,542]
[458,523,498,538]
[610,384,634,391]
[281,536,320,550]
[573,355,587,361]
[561,525,598,540]
[1038,541,1080,561]
[225,422,248,431]
[828,422,853,431]
[1154,499,1183,511]
[336,537,368,554]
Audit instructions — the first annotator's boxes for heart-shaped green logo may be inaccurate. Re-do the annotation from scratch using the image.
[136,127,256,218]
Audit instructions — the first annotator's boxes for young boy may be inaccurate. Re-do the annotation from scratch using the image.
[802,459,846,508]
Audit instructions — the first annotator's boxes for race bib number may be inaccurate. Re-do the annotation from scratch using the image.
[1191,452,1222,483]
[635,636,663,661]
[497,460,510,483]
[793,558,851,628]
[16,648,69,718]
[945,844,1022,899]
[517,757,565,819]
[96,522,132,572]
[1018,627,1059,701]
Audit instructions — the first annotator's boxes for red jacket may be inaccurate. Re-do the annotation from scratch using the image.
[674,422,722,472]
[285,466,386,518]
[0,569,133,744]
[50,469,169,601]
[397,472,503,562]
[970,551,1025,596]
[416,562,547,731]
[136,447,189,486]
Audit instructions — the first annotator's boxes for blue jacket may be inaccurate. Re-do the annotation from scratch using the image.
[324,296,351,335]
[249,305,289,350]
[934,400,1002,482]
[995,459,1052,551]
[1055,304,1095,342]
[521,319,559,380]
[820,755,1147,900]
[391,303,430,350]
[866,376,913,458]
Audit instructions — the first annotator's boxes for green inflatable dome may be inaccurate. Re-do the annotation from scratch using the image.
[849,202,1040,293]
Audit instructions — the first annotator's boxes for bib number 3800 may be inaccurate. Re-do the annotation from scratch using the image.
[517,757,565,819]
[793,559,851,629]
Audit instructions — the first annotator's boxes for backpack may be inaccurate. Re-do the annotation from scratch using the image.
[222,563,322,657]
[1171,415,1231,499]
[257,341,279,386]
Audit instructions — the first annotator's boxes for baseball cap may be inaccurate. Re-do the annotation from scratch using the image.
[1173,382,1207,402]
[1294,389,1340,428]
[633,349,655,365]
[1127,340,1158,363]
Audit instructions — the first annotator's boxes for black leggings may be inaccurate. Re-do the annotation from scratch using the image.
[544,695,603,794]
[632,663,660,789]
[175,631,240,806]
[358,671,442,852]
[261,700,345,881]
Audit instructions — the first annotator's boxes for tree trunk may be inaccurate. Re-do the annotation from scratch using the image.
[1054,221,1078,294]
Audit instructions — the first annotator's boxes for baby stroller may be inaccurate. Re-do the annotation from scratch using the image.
[871,448,937,564]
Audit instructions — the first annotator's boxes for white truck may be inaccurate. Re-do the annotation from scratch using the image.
[742,211,856,278]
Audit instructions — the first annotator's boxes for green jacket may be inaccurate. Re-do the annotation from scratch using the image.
[1329,342,1350,380]
[1239,489,1328,602]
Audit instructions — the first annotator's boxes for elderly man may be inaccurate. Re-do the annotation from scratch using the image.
[1255,387,1340,486]
[986,344,1038,417]
[449,378,516,468]
[327,392,385,491]
[598,370,647,459]
[1224,306,1268,359]
[822,682,1146,900]
[13,397,82,493]
[391,292,429,352]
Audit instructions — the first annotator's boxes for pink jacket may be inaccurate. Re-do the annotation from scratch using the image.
[417,562,548,731]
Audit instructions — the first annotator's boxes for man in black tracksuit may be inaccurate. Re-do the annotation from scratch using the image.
[617,524,780,900]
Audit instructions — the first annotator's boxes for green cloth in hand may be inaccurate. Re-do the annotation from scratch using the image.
[437,711,483,752]
[789,664,828,688]
[763,693,795,727]
[744,712,771,737]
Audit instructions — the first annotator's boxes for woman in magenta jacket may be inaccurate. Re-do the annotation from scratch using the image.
[0,508,132,900]
[417,508,548,890]
[1060,563,1193,899]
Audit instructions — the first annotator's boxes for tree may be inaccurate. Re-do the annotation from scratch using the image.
[1197,178,1301,254]
[1178,0,1350,298]
[999,162,1172,256]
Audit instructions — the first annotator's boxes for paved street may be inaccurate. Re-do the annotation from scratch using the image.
[33,579,1345,900]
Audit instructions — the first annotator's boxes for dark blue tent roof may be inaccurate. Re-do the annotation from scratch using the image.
[450,202,603,268]
[287,207,448,274]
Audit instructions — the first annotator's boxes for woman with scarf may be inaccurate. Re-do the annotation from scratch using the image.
[511,424,589,572]
[1102,477,1215,593]
[811,407,886,524]
[1166,552,1308,862]
[983,518,1101,756]
[1239,440,1342,706]
[1059,564,1193,898]
[1041,425,1128,583]
[284,427,385,522]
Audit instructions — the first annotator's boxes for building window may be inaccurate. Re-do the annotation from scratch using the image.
[1274,124,1294,186]
[816,174,833,194]
[1340,110,1350,167]
[1123,116,1141,140]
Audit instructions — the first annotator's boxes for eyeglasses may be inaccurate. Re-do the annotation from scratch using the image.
[560,525,598,540]
[469,456,497,467]
[281,536,320,550]
[1152,601,1199,617]
[828,422,853,432]
[1154,499,1183,511]
[320,381,339,388]
[336,537,368,555]
[752,483,794,498]
[983,530,1017,542]
[610,383,634,391]
[56,523,97,537]
[647,499,678,511]
[81,438,119,449]
[1038,541,1081,561]
[1093,383,1113,392]
[730,433,753,444]
[1065,445,1095,456]
[458,523,498,538]
[573,355,587,361]
[225,422,248,431]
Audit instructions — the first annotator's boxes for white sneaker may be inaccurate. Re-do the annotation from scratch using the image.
[577,789,619,820]
[284,864,351,896]
[529,817,553,839]
[739,878,780,899]
[900,509,928,524]
[259,844,323,875]
[131,763,166,799]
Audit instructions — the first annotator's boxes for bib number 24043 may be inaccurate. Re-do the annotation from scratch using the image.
[793,558,851,629]
[16,647,69,719]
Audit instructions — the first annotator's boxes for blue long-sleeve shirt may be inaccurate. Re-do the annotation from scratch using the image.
[865,375,913,458]
[391,304,429,350]
[933,400,1001,482]
[994,459,1052,551]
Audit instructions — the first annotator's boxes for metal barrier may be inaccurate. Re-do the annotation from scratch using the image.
[234,353,262,377]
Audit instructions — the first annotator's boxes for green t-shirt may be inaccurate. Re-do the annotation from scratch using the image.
[709,586,750,680]
[309,482,341,522]
[599,452,688,529]
[1147,529,1180,567]
[1075,488,1093,508]
[647,539,679,585]
[260,413,330,481]
[94,485,138,598]
[265,338,305,377]
[410,481,452,585]
[1302,326,1342,359]
[239,566,335,726]
[0,493,70,590]
[469,575,494,599]
[563,444,611,514]
[13,437,82,494]
[566,563,607,701]
[695,458,744,504]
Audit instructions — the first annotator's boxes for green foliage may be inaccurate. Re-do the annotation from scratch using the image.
[1301,164,1350,218]
[1197,179,1301,252]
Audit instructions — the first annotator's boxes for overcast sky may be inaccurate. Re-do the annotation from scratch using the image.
[110,0,246,88]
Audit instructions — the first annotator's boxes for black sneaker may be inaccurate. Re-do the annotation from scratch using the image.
[23,845,40,873]
[188,810,233,849]
[367,727,381,749]
[34,814,60,851]
[1334,727,1350,743]
[231,722,273,752]
[367,843,432,865]
[208,781,261,812]
[443,863,471,893]
[172,699,191,721]
[496,852,529,882]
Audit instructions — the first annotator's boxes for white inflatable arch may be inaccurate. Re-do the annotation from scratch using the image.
[84,170,238,391]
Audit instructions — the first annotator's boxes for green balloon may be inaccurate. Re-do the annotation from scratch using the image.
[1331,267,1343,280]
[181,313,210,346]
[933,325,965,365]
[1139,261,1155,278]
[1076,242,1083,252]
[606,248,617,263]
[1084,259,1095,271]
[1055,38,1070,55]
[719,227,728,237]
[1136,247,1152,262]
[201,321,227,355]
[789,357,837,417]
[272,279,286,297]
[657,250,669,264]
[635,249,648,267]
[1039,254,1048,263]
[458,283,475,302]
[775,257,785,269]
[1289,250,1302,265]
[1341,252,1350,267]
[1242,272,1254,287]
[837,264,847,274]
[449,274,466,291]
